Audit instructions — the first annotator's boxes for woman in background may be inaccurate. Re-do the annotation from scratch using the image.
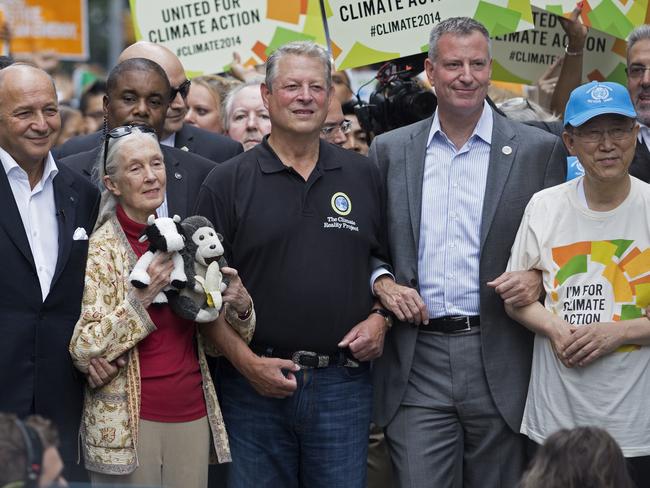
[185,75,239,134]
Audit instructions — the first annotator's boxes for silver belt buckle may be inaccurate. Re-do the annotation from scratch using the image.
[451,316,472,333]
[291,350,329,368]
[344,357,360,368]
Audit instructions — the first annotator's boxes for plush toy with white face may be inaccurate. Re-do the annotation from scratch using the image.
[129,214,187,304]
[169,215,228,323]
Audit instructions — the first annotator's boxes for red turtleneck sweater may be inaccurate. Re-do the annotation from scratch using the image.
[116,205,206,422]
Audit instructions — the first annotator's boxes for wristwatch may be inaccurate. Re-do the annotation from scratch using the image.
[370,308,393,329]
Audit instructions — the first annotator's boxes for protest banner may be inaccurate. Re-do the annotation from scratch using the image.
[323,0,535,70]
[129,0,327,76]
[0,0,88,60]
[492,7,627,84]
[530,0,647,40]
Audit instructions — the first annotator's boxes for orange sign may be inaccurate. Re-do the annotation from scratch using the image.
[0,0,88,60]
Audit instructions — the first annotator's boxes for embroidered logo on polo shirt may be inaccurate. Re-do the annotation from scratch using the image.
[331,192,351,216]
[324,192,359,232]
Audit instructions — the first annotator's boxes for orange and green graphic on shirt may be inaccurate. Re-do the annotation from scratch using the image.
[552,240,650,351]
[552,240,639,303]
[552,239,650,303]
[552,239,650,350]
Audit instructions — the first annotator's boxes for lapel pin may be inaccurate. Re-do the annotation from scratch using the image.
[502,145,512,155]
[174,172,182,180]
[180,146,189,152]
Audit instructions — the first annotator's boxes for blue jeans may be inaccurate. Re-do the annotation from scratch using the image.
[219,361,372,488]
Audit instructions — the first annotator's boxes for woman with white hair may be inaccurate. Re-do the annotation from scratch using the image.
[69,125,255,487]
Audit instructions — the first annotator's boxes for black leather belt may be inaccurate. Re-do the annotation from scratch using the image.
[419,315,480,334]
[251,345,360,369]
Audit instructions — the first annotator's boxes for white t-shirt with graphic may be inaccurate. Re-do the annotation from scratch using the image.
[507,176,650,456]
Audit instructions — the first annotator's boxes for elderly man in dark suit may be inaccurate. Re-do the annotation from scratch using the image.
[0,63,99,481]
[369,18,566,488]
[56,41,242,163]
[60,57,215,219]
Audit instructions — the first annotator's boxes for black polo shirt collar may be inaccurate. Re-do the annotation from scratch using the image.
[256,135,343,174]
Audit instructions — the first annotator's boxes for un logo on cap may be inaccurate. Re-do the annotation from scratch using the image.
[589,85,611,101]
[331,192,351,216]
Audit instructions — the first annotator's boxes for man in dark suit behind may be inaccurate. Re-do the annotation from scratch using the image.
[60,57,215,219]
[369,18,566,487]
[56,42,243,164]
[0,64,99,481]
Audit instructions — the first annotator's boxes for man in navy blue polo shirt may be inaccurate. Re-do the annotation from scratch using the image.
[195,41,389,488]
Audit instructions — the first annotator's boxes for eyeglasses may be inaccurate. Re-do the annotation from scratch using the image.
[321,119,352,136]
[170,79,191,101]
[103,124,157,174]
[572,126,636,143]
[625,64,650,79]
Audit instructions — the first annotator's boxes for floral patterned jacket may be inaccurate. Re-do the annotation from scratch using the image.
[69,215,255,475]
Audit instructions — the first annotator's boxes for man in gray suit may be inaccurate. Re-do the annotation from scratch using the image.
[369,17,566,487]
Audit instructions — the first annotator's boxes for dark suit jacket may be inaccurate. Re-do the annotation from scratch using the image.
[174,123,243,161]
[369,112,567,432]
[629,141,650,182]
[54,123,243,164]
[59,145,216,218]
[0,161,100,468]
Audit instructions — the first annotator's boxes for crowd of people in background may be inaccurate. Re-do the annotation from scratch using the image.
[1,8,650,488]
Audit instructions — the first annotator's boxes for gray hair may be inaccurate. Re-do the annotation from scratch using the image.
[265,41,332,92]
[627,24,650,61]
[94,128,160,229]
[428,17,491,62]
[222,81,263,132]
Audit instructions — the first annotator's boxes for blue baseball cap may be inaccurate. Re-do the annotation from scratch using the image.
[564,81,636,127]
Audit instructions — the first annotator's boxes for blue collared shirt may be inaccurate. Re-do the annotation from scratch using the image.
[418,102,492,317]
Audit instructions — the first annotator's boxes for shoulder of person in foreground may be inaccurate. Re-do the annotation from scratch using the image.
[56,158,99,189]
[199,144,259,190]
[164,145,216,176]
[500,115,568,182]
[57,147,100,179]
[56,162,100,221]
[323,141,383,185]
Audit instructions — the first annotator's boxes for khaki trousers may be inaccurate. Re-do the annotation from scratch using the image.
[91,416,210,488]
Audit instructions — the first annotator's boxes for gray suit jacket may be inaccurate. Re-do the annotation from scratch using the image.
[369,111,566,432]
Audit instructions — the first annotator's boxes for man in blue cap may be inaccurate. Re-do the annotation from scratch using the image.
[503,81,650,485]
